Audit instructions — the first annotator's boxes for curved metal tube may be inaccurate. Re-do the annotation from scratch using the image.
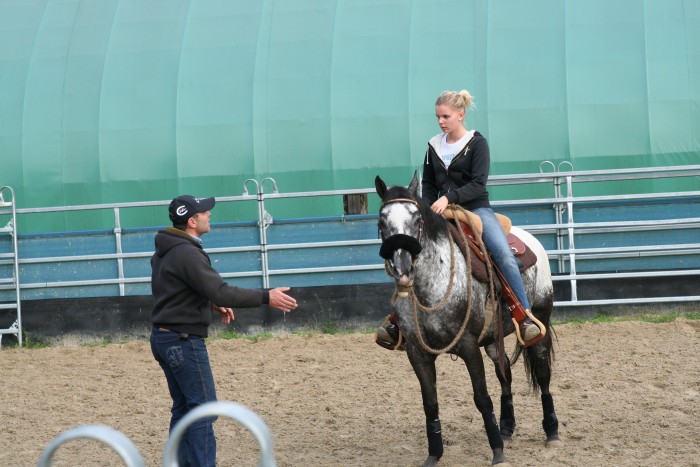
[557,160,574,172]
[539,160,555,173]
[260,177,278,194]
[243,178,260,196]
[37,424,145,467]
[162,401,276,467]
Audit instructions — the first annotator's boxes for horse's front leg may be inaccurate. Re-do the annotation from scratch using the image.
[462,344,508,465]
[484,343,516,440]
[406,347,442,467]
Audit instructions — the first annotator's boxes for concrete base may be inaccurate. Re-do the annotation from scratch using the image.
[0,283,396,345]
[1,275,698,346]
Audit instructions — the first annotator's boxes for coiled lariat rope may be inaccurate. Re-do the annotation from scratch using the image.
[384,204,491,355]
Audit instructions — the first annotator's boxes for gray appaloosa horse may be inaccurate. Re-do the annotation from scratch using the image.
[376,174,560,466]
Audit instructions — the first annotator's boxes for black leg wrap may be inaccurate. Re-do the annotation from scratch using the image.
[426,418,443,459]
[482,412,504,449]
[499,394,516,437]
[541,393,559,437]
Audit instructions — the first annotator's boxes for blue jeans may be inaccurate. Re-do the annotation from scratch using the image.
[150,327,218,467]
[472,207,531,311]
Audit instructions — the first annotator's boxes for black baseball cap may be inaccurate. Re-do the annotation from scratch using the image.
[168,195,215,224]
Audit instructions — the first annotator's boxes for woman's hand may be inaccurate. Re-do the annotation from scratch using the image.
[431,196,449,215]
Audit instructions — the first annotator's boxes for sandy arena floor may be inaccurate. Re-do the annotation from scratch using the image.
[1,319,699,466]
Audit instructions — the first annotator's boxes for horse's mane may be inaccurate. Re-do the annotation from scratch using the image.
[383,185,447,241]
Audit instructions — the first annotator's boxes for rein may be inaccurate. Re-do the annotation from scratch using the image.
[382,198,476,355]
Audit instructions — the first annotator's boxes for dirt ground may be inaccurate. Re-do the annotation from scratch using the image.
[1,319,699,467]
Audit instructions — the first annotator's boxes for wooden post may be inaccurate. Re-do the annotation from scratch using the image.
[343,193,368,215]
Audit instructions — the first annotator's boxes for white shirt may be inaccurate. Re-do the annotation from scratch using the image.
[440,130,475,166]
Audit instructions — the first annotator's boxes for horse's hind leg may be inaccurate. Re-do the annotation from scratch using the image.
[462,345,508,465]
[406,349,443,467]
[484,343,516,439]
[525,331,561,447]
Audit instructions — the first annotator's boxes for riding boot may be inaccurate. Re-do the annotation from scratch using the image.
[517,315,543,346]
[520,317,540,341]
[375,312,404,351]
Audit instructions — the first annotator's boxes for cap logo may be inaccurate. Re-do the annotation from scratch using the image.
[176,206,189,216]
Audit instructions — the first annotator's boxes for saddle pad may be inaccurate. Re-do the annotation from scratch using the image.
[443,206,512,239]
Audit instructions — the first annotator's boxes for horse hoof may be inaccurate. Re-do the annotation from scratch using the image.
[421,455,440,467]
[546,436,563,448]
[492,448,509,465]
[500,427,515,442]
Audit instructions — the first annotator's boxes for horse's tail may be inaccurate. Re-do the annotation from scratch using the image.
[509,319,557,393]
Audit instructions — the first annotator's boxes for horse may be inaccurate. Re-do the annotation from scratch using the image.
[375,173,560,466]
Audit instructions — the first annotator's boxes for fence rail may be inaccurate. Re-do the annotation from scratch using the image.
[1,164,699,310]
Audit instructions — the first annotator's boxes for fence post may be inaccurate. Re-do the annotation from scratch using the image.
[114,207,125,296]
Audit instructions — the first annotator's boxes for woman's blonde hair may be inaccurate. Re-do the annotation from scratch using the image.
[435,89,474,112]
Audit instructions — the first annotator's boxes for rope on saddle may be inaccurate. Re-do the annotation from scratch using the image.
[446,204,505,375]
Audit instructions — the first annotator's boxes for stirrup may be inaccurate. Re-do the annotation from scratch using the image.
[512,311,546,347]
[375,314,405,351]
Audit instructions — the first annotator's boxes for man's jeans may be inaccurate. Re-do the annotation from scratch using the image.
[151,327,217,467]
[473,207,531,310]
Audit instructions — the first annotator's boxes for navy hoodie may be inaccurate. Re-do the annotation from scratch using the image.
[150,227,269,337]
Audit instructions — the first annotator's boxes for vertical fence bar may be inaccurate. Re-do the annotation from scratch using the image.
[257,187,270,289]
[0,186,22,346]
[541,161,567,276]
[243,179,268,289]
[563,173,577,301]
[259,178,278,289]
[113,207,125,296]
[11,188,21,345]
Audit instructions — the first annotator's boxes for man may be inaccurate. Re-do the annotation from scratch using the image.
[150,194,297,467]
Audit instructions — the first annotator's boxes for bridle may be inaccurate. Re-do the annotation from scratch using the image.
[378,197,424,247]
[379,196,458,308]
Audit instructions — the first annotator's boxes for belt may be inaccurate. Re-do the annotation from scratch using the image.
[157,327,190,340]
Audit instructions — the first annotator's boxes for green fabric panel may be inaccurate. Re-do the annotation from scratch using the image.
[1,0,699,233]
[566,0,650,166]
[259,1,335,179]
[486,1,569,170]
[329,0,412,182]
[98,0,188,194]
[176,1,261,182]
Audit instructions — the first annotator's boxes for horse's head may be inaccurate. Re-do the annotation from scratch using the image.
[375,172,423,287]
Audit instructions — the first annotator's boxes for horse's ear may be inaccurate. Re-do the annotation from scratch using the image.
[375,176,387,199]
[408,171,419,198]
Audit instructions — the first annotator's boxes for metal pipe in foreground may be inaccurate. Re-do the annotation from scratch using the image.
[37,424,145,467]
[162,401,276,467]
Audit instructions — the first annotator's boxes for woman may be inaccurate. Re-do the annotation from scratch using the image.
[377,89,542,349]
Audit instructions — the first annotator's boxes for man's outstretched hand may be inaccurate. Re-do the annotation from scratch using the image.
[269,287,298,313]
